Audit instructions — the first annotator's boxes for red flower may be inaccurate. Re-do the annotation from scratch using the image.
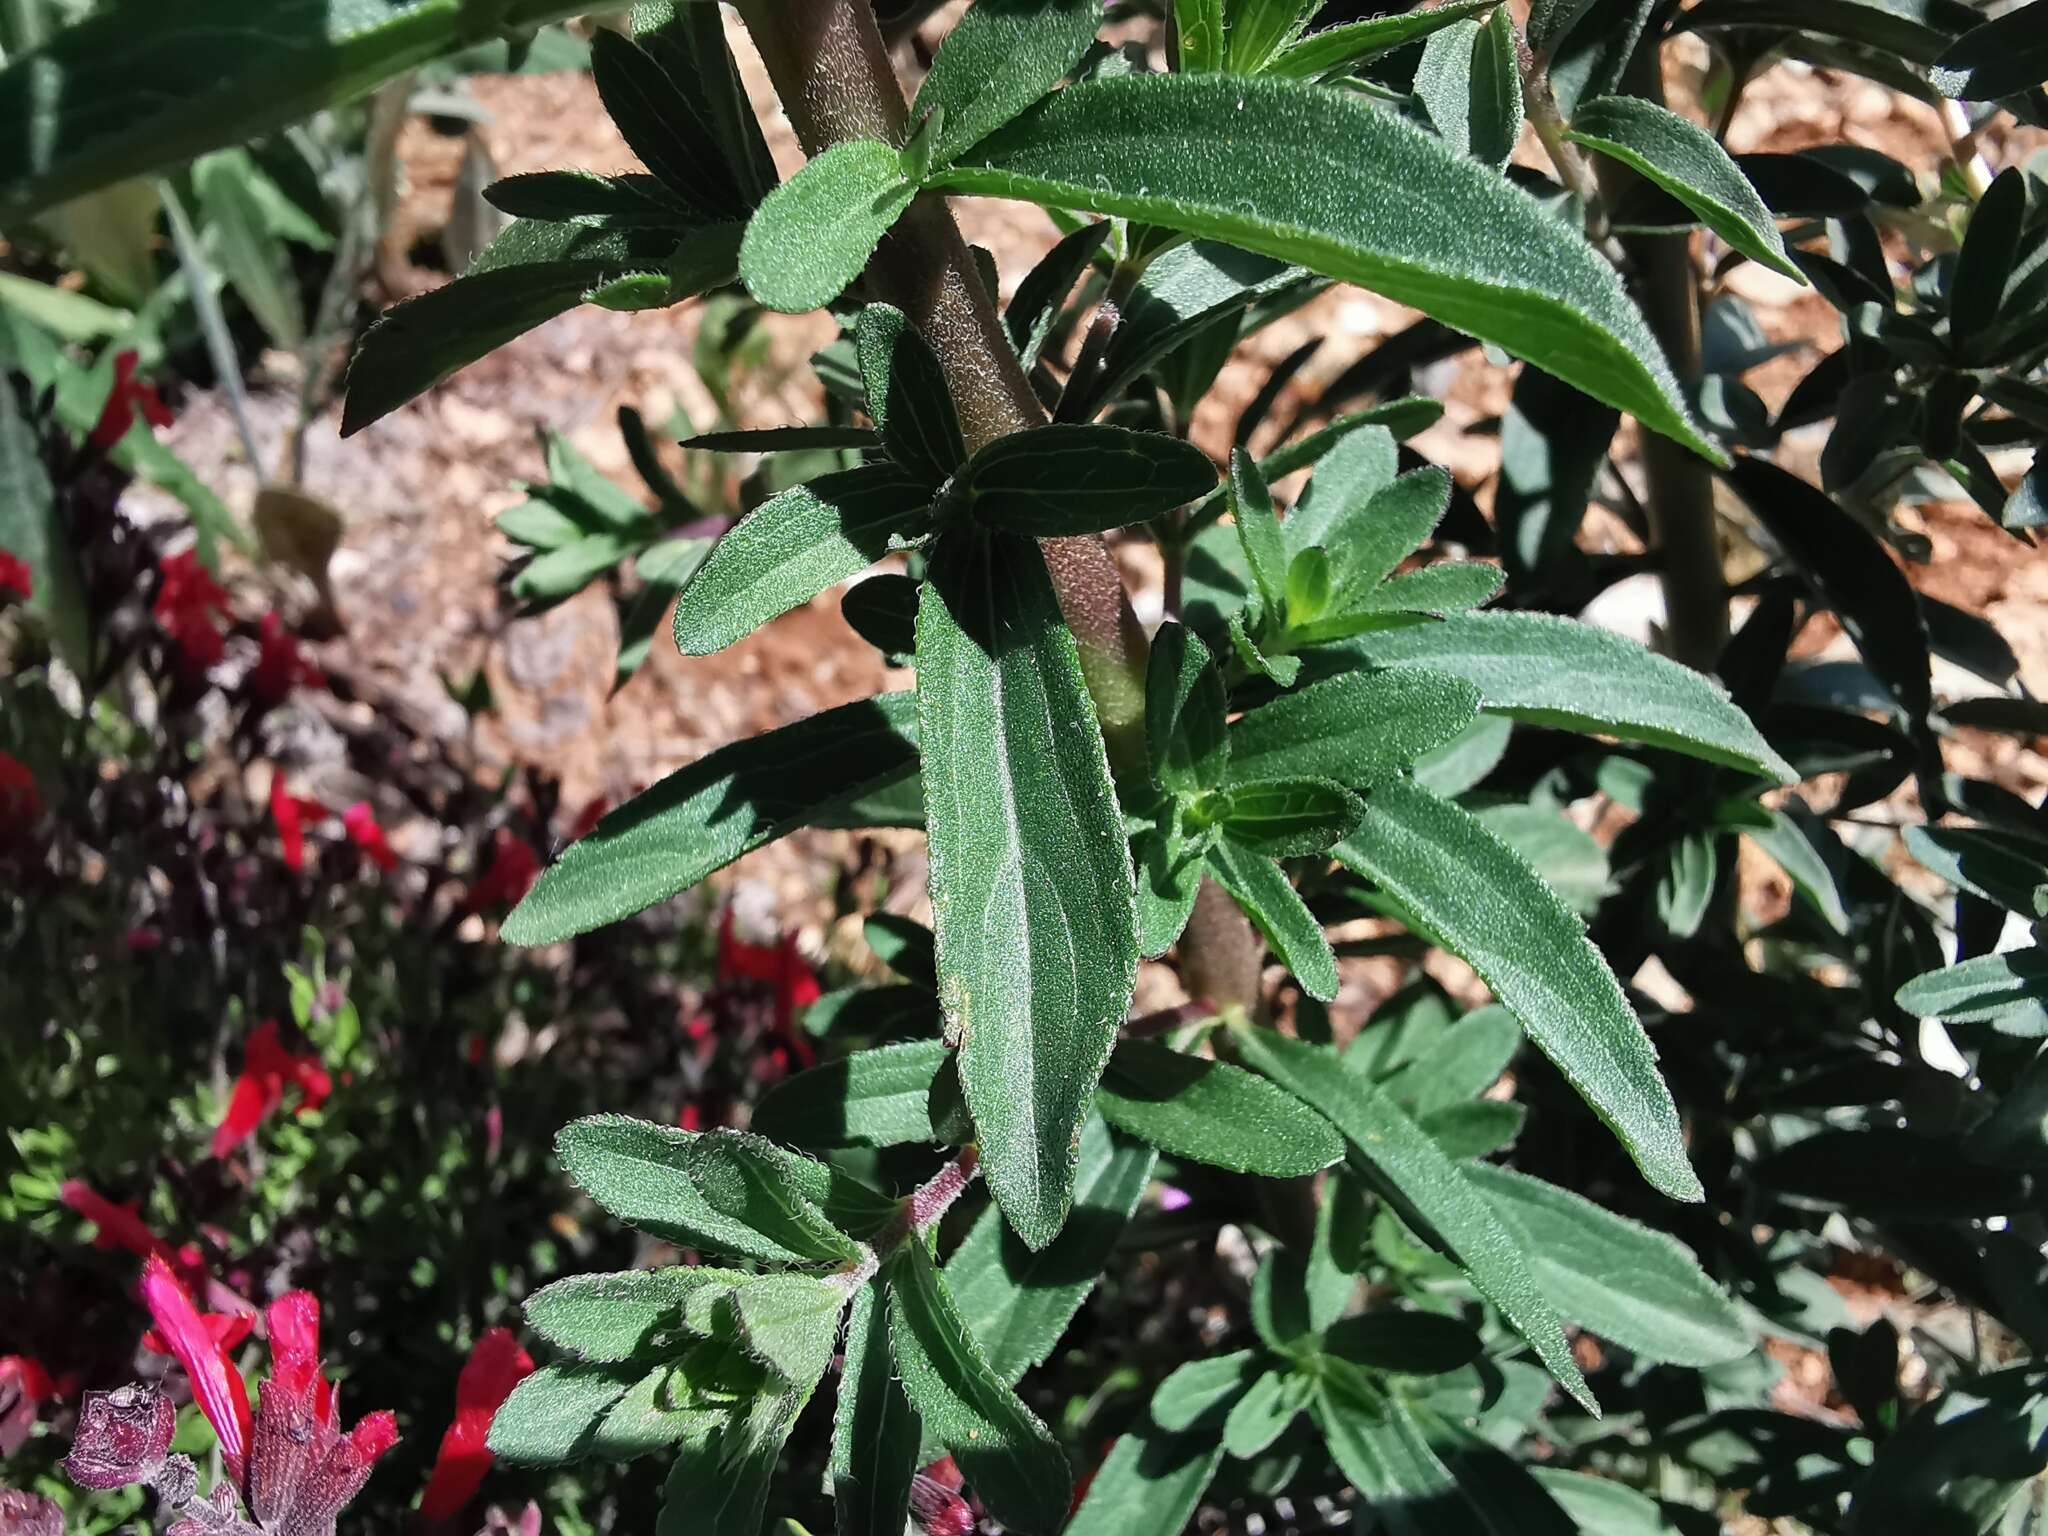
[467,829,541,913]
[248,612,324,706]
[1,1355,57,1456]
[210,1020,333,1159]
[0,548,30,601]
[139,1256,398,1529]
[415,1329,535,1526]
[342,802,398,874]
[90,350,174,450]
[716,910,821,1059]
[154,551,231,686]
[270,779,328,872]
[0,751,41,849]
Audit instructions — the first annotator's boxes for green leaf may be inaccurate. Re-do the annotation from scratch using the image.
[489,1360,644,1465]
[1267,0,1496,79]
[1386,1004,1521,1116]
[1314,1366,1468,1505]
[1656,829,1717,940]
[1229,609,1301,687]
[0,269,130,342]
[555,1116,863,1265]
[589,28,750,219]
[1567,95,1803,282]
[656,1384,811,1536]
[1322,466,1453,604]
[1151,1350,1259,1431]
[1227,668,1482,789]
[945,1116,1157,1384]
[1905,824,2048,914]
[1207,839,1340,1002]
[1064,1424,1224,1536]
[684,425,880,454]
[1531,1467,1683,1533]
[918,529,1138,1249]
[195,151,303,348]
[726,1272,849,1386]
[1097,1039,1344,1176]
[1675,0,1966,67]
[484,170,696,227]
[911,0,1102,166]
[343,219,740,434]
[753,1041,949,1150]
[505,692,919,944]
[1422,1099,1527,1159]
[1202,777,1364,857]
[966,425,1217,536]
[932,73,1716,459]
[834,1282,922,1536]
[524,1267,745,1363]
[1931,0,2048,102]
[1469,1165,1751,1367]
[1414,13,1524,171]
[1132,813,1207,958]
[1173,0,1230,72]
[887,1240,1072,1536]
[1470,804,1610,915]
[741,140,916,313]
[1222,1370,1302,1458]
[1146,621,1229,796]
[1896,947,2048,1031]
[1338,777,1698,1202]
[0,376,88,670]
[1739,803,1851,934]
[1232,1025,1594,1412]
[672,465,934,656]
[1755,1128,2029,1218]
[855,304,967,486]
[0,0,590,223]
[1230,448,1291,614]
[1352,561,1504,618]
[591,1356,731,1461]
[1321,1310,1485,1376]
[1326,611,1795,782]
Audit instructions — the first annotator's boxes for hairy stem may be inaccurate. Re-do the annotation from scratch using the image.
[1612,47,1728,672]
[730,0,1148,768]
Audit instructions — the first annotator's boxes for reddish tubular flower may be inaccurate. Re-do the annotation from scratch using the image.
[415,1328,535,1526]
[270,780,327,873]
[466,829,541,913]
[210,1020,334,1159]
[342,802,399,874]
[248,613,324,706]
[89,350,174,450]
[142,1308,253,1361]
[244,1290,400,1536]
[60,1180,177,1264]
[715,910,821,1063]
[1,1355,58,1457]
[140,1255,253,1484]
[0,548,31,601]
[0,751,42,849]
[154,552,231,686]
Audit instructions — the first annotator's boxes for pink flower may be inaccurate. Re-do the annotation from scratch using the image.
[138,1256,398,1531]
[342,802,398,874]
[466,829,541,913]
[154,552,230,686]
[415,1329,535,1526]
[90,350,173,450]
[210,1020,333,1159]
[0,549,30,601]
[248,613,324,706]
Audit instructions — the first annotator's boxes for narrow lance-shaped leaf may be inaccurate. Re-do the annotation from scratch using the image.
[503,692,920,944]
[1063,1424,1223,1536]
[917,530,1139,1250]
[672,464,935,656]
[1146,621,1228,795]
[1202,777,1364,857]
[1206,839,1340,1002]
[1337,776,1702,1203]
[910,0,1103,166]
[0,0,591,222]
[741,139,916,313]
[946,1117,1158,1385]
[932,73,1718,459]
[1266,0,1496,79]
[965,425,1218,536]
[834,1283,922,1536]
[856,304,967,486]
[1231,1027,1595,1413]
[888,1241,1073,1536]
[1226,668,1482,789]
[1566,95,1804,282]
[1097,1040,1345,1177]
[1931,0,2048,102]
[1469,1164,1752,1366]
[1325,610,1795,782]
[1230,448,1290,614]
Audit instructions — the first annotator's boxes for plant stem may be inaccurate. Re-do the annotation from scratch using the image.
[733,0,1265,1016]
[731,0,1149,769]
[1515,28,1609,243]
[161,181,269,485]
[1611,49,1727,673]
